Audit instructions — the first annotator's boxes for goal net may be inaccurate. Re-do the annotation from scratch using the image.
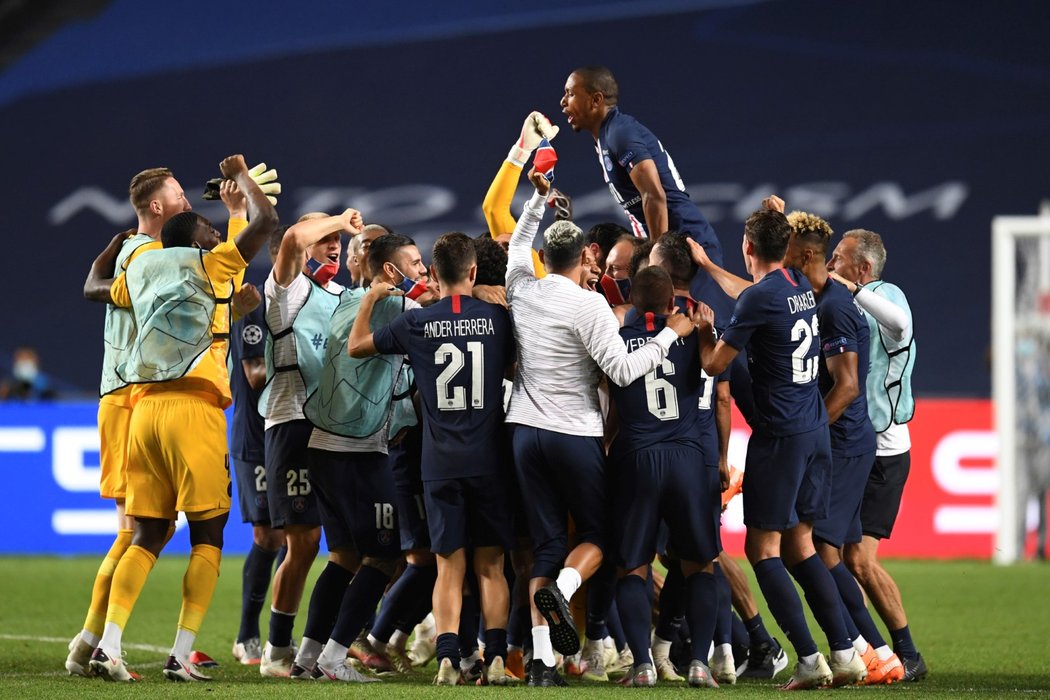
[992,208,1050,563]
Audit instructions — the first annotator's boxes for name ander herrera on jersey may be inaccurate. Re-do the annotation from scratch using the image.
[423,317,497,338]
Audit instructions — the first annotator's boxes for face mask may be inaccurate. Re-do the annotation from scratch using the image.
[305,257,340,286]
[391,265,428,301]
[598,274,632,306]
[12,359,38,383]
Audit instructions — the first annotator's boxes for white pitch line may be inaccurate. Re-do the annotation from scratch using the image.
[0,633,170,654]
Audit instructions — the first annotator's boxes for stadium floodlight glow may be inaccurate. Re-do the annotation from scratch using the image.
[991,205,1050,564]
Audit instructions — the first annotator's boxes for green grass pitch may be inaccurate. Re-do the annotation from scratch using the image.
[0,555,1047,697]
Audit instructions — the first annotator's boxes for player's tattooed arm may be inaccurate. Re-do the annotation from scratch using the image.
[686,237,752,300]
[83,229,135,303]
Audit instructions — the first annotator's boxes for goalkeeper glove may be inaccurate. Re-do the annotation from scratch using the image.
[247,162,281,206]
[507,111,560,167]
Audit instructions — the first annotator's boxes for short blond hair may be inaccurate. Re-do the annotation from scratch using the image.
[129,167,173,213]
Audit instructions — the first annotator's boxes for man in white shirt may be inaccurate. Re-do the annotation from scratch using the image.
[505,167,694,686]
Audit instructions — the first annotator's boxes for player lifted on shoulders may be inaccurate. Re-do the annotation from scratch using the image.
[504,166,694,686]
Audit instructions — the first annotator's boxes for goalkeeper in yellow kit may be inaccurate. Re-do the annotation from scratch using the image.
[88,154,279,683]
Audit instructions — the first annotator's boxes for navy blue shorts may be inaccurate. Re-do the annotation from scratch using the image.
[389,425,430,551]
[307,448,400,558]
[511,426,608,577]
[742,425,832,531]
[424,473,515,555]
[264,420,320,529]
[861,451,911,540]
[813,451,876,548]
[232,458,270,525]
[613,446,722,570]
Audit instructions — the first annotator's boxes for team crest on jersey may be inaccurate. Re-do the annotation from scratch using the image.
[242,324,263,345]
[292,496,307,513]
[603,154,613,171]
[377,529,394,546]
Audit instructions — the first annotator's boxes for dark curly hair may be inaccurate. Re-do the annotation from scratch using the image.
[472,236,508,287]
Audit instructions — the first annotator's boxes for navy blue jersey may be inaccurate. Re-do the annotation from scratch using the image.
[673,296,727,465]
[721,268,827,437]
[608,308,716,461]
[816,278,877,457]
[373,295,515,481]
[230,302,266,462]
[597,108,720,254]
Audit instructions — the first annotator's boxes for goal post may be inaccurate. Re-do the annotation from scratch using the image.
[992,208,1050,564]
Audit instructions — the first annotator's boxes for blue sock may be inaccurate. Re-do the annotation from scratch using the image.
[484,628,508,664]
[712,564,733,645]
[394,564,437,634]
[606,598,627,651]
[655,562,684,640]
[436,632,461,668]
[302,561,354,643]
[828,563,886,648]
[268,609,296,648]
[890,625,918,661]
[732,613,751,648]
[373,564,430,643]
[685,571,718,663]
[239,544,279,642]
[586,561,617,640]
[329,564,391,647]
[753,557,818,657]
[789,555,852,652]
[616,574,653,667]
[745,613,774,647]
[459,594,480,657]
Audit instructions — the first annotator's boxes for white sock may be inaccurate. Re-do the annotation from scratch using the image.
[875,644,893,661]
[99,622,124,658]
[390,630,408,651]
[317,640,349,669]
[800,652,820,666]
[171,628,196,662]
[652,636,672,661]
[295,637,324,668]
[532,626,556,667]
[367,634,387,655]
[714,642,732,661]
[80,629,100,648]
[852,635,868,654]
[831,648,855,665]
[603,636,615,650]
[555,567,583,602]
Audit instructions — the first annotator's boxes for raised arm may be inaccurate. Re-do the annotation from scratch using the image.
[272,208,362,287]
[220,155,280,263]
[686,237,752,300]
[505,168,551,293]
[83,229,134,302]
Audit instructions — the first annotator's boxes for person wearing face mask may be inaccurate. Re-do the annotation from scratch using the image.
[257,208,364,677]
[0,347,56,401]
[287,233,428,682]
